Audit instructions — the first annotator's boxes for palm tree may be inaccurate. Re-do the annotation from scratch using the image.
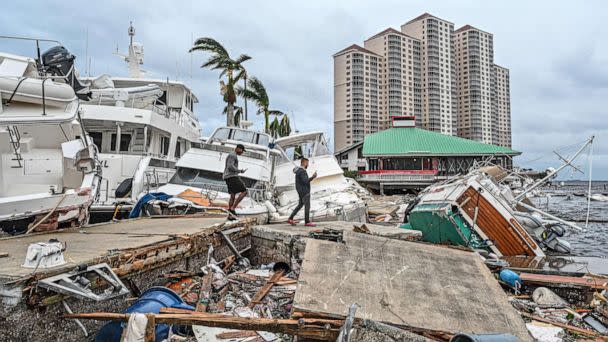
[269,114,291,138]
[237,77,284,134]
[223,105,244,127]
[190,38,250,126]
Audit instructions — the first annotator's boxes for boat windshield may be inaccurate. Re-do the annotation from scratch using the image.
[169,167,257,191]
[211,127,270,147]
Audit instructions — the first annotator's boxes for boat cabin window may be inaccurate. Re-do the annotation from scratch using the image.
[111,134,132,152]
[213,128,231,141]
[257,134,269,146]
[89,132,103,151]
[175,141,181,158]
[170,167,257,190]
[160,136,170,156]
[185,93,193,112]
[232,130,255,144]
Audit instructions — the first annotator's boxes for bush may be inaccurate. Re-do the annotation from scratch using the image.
[343,170,359,179]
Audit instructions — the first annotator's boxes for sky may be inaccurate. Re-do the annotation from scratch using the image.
[2,1,607,179]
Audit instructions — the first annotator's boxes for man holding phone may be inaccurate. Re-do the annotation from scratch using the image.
[223,144,248,220]
[287,158,317,227]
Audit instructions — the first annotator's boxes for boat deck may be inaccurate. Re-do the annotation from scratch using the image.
[0,216,227,280]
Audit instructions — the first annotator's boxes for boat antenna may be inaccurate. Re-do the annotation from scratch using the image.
[85,27,89,76]
[585,140,594,228]
[514,136,594,201]
[113,21,144,78]
[190,32,193,80]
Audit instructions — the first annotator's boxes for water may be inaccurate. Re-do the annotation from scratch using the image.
[531,181,608,257]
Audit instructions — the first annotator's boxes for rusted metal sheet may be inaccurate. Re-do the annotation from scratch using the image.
[457,187,538,256]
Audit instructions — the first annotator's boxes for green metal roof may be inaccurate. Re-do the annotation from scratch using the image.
[362,128,520,156]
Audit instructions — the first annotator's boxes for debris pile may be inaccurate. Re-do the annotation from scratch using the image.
[161,257,301,341]
[495,267,608,339]
[366,194,412,223]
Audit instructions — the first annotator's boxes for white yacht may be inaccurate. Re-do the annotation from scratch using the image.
[157,126,275,221]
[76,23,202,220]
[271,132,369,223]
[0,37,102,234]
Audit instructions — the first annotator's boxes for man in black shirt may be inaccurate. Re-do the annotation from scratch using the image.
[287,158,317,226]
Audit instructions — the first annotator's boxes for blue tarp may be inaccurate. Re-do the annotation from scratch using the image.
[129,192,172,219]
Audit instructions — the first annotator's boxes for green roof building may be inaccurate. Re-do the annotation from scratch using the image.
[336,117,521,193]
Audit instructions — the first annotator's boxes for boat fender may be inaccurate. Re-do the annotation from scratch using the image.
[115,178,133,199]
[499,269,521,288]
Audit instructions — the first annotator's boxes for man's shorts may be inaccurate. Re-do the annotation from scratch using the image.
[225,177,247,194]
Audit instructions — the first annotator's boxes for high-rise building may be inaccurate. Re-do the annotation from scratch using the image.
[454,25,494,144]
[333,13,512,151]
[363,28,422,130]
[333,45,381,151]
[401,13,457,136]
[492,64,511,147]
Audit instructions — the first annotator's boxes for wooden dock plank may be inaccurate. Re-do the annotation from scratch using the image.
[0,217,226,279]
[293,231,533,341]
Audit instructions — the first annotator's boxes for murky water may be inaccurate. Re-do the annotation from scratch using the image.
[531,181,608,256]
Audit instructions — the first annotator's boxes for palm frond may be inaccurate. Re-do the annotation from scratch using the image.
[201,55,227,69]
[246,77,269,106]
[190,37,229,57]
[268,109,285,116]
[234,54,252,64]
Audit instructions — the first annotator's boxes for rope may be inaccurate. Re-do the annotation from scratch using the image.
[5,77,28,105]
[25,193,67,234]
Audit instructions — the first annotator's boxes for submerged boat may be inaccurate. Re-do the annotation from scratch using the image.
[0,37,102,234]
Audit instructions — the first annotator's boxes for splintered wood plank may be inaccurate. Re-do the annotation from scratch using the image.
[248,270,285,307]
[293,232,533,341]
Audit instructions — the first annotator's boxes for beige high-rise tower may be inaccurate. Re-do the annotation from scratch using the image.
[363,28,422,130]
[333,13,512,152]
[454,25,495,144]
[333,45,382,151]
[401,13,457,135]
[492,64,511,147]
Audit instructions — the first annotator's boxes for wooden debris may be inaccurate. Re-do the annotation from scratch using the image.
[519,273,608,290]
[196,271,213,312]
[520,312,601,337]
[62,312,341,340]
[216,330,258,339]
[145,313,156,342]
[248,270,285,308]
[353,224,371,234]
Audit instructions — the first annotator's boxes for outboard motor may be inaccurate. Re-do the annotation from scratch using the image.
[40,46,90,100]
[541,223,572,254]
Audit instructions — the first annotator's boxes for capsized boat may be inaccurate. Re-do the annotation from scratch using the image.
[156,126,274,220]
[270,131,369,223]
[401,137,594,257]
[0,37,102,234]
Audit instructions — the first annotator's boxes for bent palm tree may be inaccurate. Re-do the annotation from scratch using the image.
[190,38,250,126]
[237,77,284,134]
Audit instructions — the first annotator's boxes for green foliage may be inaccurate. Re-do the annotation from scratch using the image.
[191,37,250,126]
[343,170,359,179]
[237,77,285,133]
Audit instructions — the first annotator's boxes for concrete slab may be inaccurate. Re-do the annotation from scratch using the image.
[0,216,226,280]
[293,231,533,341]
[252,221,421,243]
